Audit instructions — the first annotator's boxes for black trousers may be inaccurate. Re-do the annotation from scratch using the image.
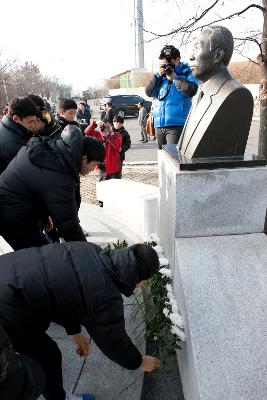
[13,332,66,400]
[0,324,46,400]
[155,126,183,149]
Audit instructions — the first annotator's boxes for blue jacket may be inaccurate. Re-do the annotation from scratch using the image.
[145,62,198,128]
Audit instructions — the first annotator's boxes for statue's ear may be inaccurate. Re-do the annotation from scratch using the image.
[214,48,224,64]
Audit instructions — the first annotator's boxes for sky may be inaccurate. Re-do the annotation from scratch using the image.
[0,0,262,93]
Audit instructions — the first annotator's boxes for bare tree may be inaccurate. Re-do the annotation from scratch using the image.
[144,0,266,156]
[0,56,59,113]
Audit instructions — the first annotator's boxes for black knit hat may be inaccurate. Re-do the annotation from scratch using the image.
[129,243,160,282]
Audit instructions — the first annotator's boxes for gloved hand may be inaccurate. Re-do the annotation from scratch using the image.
[174,78,189,93]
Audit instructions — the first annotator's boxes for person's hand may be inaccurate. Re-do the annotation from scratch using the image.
[119,147,122,152]
[71,332,90,357]
[166,71,176,81]
[159,65,166,76]
[139,355,160,372]
[175,78,189,93]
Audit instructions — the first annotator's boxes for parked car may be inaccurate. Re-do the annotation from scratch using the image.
[100,95,152,118]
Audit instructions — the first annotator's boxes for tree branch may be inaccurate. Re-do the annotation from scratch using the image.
[144,3,266,40]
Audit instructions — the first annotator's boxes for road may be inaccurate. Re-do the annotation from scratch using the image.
[122,117,260,162]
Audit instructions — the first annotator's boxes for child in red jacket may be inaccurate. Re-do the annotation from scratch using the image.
[102,118,122,179]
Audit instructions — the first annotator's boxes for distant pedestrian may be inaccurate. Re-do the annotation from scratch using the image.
[138,101,148,143]
[76,101,91,124]
[0,241,160,400]
[56,98,79,130]
[101,101,115,124]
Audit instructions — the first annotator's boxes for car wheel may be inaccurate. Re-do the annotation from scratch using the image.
[117,109,125,118]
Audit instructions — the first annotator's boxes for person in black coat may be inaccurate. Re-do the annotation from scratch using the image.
[28,94,62,140]
[101,101,115,124]
[0,241,160,400]
[112,115,131,178]
[56,98,79,131]
[0,96,38,173]
[0,125,105,250]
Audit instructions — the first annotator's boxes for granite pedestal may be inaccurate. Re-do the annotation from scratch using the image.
[158,146,267,400]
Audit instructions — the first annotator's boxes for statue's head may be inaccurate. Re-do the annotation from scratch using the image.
[190,25,234,82]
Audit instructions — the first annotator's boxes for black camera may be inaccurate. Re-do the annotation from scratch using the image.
[160,63,175,76]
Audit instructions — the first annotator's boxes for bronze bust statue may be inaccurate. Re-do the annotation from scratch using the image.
[178,26,254,159]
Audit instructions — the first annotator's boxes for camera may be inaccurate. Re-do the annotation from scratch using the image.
[161,63,175,75]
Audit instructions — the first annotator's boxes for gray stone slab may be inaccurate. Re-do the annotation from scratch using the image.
[141,373,184,400]
[174,233,267,400]
[75,341,143,400]
[38,335,84,400]
[158,149,267,265]
[174,167,267,237]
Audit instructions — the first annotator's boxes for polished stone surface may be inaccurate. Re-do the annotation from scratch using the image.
[174,234,267,400]
[163,144,267,170]
[158,149,267,266]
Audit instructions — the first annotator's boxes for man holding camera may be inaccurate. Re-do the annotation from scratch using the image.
[145,45,198,149]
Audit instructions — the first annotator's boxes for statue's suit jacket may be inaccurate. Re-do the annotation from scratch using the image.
[178,72,254,158]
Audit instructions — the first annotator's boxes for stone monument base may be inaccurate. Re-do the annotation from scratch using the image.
[174,233,267,400]
[158,146,267,400]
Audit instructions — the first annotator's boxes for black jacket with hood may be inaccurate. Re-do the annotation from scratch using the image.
[0,125,86,242]
[0,241,142,370]
[0,115,33,173]
[114,126,131,162]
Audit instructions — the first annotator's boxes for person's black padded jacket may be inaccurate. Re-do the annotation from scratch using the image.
[0,241,142,370]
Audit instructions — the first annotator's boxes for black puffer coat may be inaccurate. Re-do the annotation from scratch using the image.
[114,126,131,162]
[0,125,86,242]
[0,115,33,173]
[0,241,142,370]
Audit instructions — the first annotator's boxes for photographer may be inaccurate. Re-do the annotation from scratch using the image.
[145,45,198,149]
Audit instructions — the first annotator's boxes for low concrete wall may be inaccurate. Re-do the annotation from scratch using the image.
[96,179,159,241]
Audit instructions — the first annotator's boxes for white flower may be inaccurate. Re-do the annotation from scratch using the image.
[166,283,173,293]
[148,233,161,244]
[171,302,179,313]
[153,245,164,255]
[169,312,184,329]
[163,308,170,318]
[153,336,158,341]
[159,267,172,278]
[159,257,169,267]
[171,325,186,341]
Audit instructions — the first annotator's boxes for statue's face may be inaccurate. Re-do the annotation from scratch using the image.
[190,29,217,81]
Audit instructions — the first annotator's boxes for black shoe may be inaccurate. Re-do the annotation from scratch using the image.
[139,139,145,142]
[152,136,156,140]
[142,140,148,143]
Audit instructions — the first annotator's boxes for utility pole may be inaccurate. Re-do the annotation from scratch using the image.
[135,0,145,68]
